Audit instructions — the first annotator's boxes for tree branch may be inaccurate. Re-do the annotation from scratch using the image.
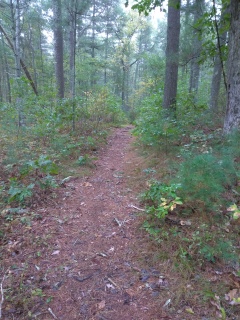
[0,23,38,95]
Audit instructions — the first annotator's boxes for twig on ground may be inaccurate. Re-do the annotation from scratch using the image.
[48,307,58,319]
[107,277,120,289]
[113,217,130,227]
[128,204,145,212]
[0,269,9,319]
[113,217,122,226]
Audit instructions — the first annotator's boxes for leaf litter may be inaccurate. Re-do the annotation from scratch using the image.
[1,126,238,319]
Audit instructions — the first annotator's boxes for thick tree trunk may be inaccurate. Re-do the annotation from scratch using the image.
[53,0,65,99]
[223,0,240,133]
[163,0,181,112]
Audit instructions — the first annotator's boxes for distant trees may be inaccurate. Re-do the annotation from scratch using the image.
[0,0,240,133]
[130,0,240,133]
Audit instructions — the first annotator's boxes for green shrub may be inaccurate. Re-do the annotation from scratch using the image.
[178,153,237,209]
[134,99,181,151]
[142,181,182,220]
[1,155,58,207]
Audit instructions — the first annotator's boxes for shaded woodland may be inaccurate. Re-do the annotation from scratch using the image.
[0,0,240,319]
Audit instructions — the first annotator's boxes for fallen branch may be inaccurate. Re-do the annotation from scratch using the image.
[0,269,9,319]
[107,277,120,289]
[48,307,58,319]
[128,204,145,212]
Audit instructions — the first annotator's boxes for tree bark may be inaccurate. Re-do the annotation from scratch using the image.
[163,0,181,112]
[53,0,65,98]
[223,0,240,133]
[209,3,228,112]
[209,31,227,112]
[189,0,204,96]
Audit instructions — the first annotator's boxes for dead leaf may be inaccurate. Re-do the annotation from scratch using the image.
[157,278,169,288]
[83,182,92,187]
[225,289,240,305]
[98,300,106,310]
[163,299,171,307]
[180,220,191,226]
[51,250,60,255]
[185,307,194,314]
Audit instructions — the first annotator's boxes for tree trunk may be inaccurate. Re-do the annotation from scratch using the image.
[13,0,25,127]
[189,0,204,96]
[53,0,64,99]
[1,35,11,102]
[223,0,240,133]
[209,3,228,112]
[163,0,181,112]
[69,0,77,131]
[0,23,38,96]
[209,31,227,112]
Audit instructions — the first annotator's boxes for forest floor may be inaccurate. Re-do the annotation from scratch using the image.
[1,126,239,319]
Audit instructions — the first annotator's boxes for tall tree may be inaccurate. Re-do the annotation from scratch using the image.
[163,0,181,111]
[209,2,228,112]
[223,0,240,133]
[53,0,65,98]
[189,0,204,95]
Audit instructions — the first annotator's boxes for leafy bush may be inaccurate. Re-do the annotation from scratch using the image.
[0,155,58,207]
[134,98,181,151]
[86,87,126,125]
[7,179,34,204]
[142,181,182,220]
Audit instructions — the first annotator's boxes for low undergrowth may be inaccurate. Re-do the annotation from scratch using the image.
[0,90,127,318]
[133,112,240,318]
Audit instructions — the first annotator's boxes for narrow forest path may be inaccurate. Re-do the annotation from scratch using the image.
[2,127,176,320]
[41,126,168,320]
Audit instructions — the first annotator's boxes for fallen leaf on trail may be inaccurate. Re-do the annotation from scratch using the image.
[98,300,106,310]
[157,278,169,288]
[211,295,223,312]
[51,250,60,255]
[106,283,114,289]
[225,289,240,305]
[185,307,194,314]
[83,182,92,187]
[180,220,191,226]
[163,299,171,308]
[125,289,135,297]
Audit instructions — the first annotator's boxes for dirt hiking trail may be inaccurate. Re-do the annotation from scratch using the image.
[2,127,176,320]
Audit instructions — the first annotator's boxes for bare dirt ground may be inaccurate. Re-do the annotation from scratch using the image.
[2,126,175,320]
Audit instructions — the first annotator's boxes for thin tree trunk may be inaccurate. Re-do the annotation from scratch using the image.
[69,0,77,130]
[0,23,38,95]
[189,0,204,95]
[13,0,25,127]
[1,35,11,102]
[209,3,229,112]
[209,31,227,112]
